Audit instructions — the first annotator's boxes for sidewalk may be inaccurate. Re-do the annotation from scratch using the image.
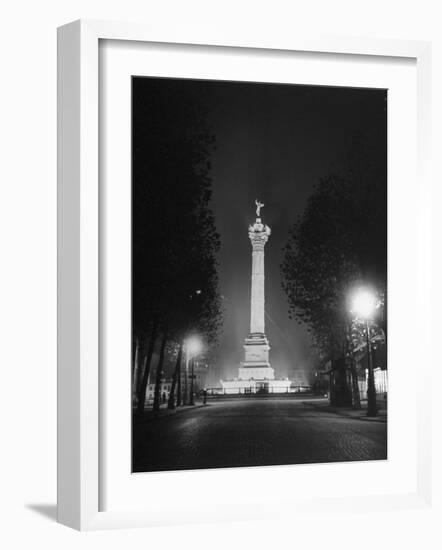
[302,400,387,422]
[133,401,207,425]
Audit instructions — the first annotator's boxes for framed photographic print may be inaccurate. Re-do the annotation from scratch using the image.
[57,20,432,530]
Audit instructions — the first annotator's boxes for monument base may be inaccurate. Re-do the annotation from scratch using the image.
[243,333,270,363]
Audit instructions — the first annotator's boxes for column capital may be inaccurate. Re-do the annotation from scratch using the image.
[248,218,271,249]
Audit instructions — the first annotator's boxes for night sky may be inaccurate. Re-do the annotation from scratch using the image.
[134,77,387,386]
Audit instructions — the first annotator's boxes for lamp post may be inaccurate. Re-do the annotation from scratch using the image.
[183,348,189,406]
[189,357,195,406]
[185,336,202,407]
[351,289,378,417]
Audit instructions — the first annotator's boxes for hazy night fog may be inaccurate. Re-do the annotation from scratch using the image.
[133,77,387,387]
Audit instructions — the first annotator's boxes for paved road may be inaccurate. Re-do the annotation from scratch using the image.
[132,398,387,472]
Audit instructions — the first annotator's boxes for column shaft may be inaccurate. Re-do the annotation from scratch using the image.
[250,248,265,334]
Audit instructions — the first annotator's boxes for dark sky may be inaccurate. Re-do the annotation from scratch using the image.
[200,80,386,385]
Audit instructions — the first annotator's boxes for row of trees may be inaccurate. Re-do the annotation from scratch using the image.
[281,136,387,408]
[132,78,222,415]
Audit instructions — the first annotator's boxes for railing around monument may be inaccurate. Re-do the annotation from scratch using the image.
[204,386,312,397]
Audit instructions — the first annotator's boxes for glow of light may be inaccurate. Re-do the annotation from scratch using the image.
[351,289,377,319]
[186,336,203,356]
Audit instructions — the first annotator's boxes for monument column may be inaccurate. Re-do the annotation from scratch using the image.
[220,200,293,393]
[239,200,273,378]
[249,220,270,335]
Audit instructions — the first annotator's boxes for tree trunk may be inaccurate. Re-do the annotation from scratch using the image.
[331,357,352,407]
[132,337,138,381]
[329,370,336,406]
[176,352,182,407]
[349,355,361,409]
[136,318,159,415]
[132,337,139,406]
[168,341,183,410]
[153,330,168,414]
[136,354,147,396]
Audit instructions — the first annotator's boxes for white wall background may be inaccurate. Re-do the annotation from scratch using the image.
[0,0,441,548]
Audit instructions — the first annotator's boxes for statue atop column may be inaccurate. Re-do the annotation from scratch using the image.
[249,201,271,248]
[255,199,264,218]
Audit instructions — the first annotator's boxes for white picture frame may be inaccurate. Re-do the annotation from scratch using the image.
[57,19,432,531]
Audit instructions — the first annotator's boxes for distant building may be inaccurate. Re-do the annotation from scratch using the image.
[144,380,172,404]
[141,355,211,406]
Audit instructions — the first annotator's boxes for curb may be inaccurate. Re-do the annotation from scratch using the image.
[302,401,387,423]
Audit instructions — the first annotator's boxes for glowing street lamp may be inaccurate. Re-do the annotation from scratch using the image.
[185,336,203,406]
[351,288,378,417]
[351,289,377,319]
[186,336,203,357]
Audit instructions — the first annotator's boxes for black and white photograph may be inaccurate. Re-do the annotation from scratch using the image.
[131,76,387,473]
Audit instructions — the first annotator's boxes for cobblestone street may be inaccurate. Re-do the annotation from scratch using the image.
[133,397,387,472]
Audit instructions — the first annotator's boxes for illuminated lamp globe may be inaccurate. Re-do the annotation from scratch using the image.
[351,289,377,319]
[186,336,203,356]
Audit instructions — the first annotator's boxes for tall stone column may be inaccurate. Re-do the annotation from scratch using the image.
[239,214,274,380]
[249,218,270,335]
[220,202,293,393]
